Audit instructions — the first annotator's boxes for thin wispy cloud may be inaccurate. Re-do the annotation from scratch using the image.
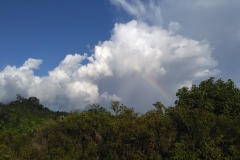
[110,0,163,25]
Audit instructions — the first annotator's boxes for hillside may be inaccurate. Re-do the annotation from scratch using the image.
[0,96,68,133]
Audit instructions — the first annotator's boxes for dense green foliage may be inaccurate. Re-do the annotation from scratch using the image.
[0,77,240,159]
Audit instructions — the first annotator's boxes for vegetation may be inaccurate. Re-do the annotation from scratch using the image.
[0,77,240,159]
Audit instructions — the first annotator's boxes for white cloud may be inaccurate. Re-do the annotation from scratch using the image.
[22,58,42,70]
[0,55,119,111]
[0,19,219,112]
[109,0,163,25]
[1,0,226,112]
[0,59,42,103]
[194,69,220,78]
[92,20,219,110]
[178,80,192,89]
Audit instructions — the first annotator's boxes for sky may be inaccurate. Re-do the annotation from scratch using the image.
[0,0,240,112]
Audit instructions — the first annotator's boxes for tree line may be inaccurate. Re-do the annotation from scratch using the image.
[0,77,240,159]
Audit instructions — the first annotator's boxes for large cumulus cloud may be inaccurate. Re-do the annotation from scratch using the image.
[0,19,219,111]
[94,20,219,111]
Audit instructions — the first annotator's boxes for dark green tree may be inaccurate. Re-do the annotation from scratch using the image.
[175,77,240,116]
[88,103,110,115]
[153,101,165,114]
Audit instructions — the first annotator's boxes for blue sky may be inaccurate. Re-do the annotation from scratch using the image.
[0,0,240,112]
[0,0,115,74]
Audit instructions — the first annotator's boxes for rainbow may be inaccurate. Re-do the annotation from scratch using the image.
[140,71,173,104]
[122,58,173,104]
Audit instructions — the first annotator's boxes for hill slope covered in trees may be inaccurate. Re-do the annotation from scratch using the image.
[0,77,240,159]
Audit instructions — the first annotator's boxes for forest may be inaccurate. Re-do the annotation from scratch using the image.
[0,77,240,159]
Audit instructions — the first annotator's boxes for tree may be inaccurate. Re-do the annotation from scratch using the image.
[16,94,26,104]
[110,101,121,116]
[88,103,109,115]
[153,101,165,114]
[27,97,40,106]
[110,101,131,116]
[170,77,240,159]
[175,77,240,116]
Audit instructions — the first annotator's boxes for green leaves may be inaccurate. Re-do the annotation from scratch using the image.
[175,77,240,116]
